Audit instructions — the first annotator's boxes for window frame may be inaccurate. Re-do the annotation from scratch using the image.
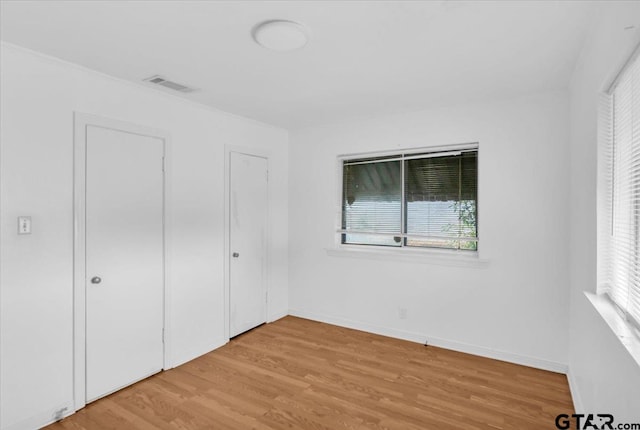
[598,45,640,334]
[334,142,480,255]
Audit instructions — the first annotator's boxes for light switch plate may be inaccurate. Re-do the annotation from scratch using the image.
[18,216,31,234]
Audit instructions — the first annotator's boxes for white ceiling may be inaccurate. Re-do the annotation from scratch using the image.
[1,1,597,129]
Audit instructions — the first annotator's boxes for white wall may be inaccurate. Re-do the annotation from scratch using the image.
[568,2,640,421]
[288,91,571,371]
[6,3,640,427]
[0,43,289,430]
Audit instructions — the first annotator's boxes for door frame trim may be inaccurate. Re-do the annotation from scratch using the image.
[72,113,172,411]
[224,145,271,340]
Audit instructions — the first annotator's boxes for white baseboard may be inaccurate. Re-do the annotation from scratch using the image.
[2,338,229,430]
[1,401,74,430]
[1,315,572,430]
[566,369,584,413]
[170,337,228,369]
[289,308,568,374]
[268,310,289,323]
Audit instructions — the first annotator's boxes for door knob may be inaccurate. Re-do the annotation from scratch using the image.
[232,252,239,258]
[91,276,102,284]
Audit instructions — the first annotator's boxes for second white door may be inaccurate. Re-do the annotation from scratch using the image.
[229,152,268,338]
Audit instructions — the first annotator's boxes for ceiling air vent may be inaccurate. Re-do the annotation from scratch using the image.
[143,75,195,93]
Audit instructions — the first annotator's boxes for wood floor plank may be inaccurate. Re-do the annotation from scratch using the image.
[46,316,573,429]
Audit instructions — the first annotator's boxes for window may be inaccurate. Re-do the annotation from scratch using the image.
[598,48,640,330]
[340,145,478,251]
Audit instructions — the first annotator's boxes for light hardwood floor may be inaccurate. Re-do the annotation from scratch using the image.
[47,316,574,429]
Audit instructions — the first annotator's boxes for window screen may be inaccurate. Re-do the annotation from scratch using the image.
[341,148,478,251]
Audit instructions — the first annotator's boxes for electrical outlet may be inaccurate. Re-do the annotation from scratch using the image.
[18,216,31,234]
[398,307,407,320]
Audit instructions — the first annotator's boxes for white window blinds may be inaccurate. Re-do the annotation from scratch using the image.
[599,47,640,329]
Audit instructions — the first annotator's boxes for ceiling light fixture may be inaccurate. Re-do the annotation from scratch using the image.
[252,20,309,52]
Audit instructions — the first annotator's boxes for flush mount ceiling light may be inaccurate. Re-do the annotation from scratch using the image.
[252,20,309,51]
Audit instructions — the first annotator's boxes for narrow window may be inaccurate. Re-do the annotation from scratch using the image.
[599,47,640,330]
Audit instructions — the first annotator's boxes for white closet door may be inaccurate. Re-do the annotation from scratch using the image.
[229,152,268,338]
[85,125,164,402]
